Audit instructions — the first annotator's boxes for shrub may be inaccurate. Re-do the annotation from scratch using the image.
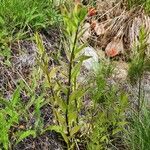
[87,61,128,150]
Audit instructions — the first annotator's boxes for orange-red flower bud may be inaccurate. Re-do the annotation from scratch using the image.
[88,7,96,17]
[106,48,119,57]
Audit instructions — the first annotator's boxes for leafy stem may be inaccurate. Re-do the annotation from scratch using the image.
[66,22,80,136]
[138,50,145,115]
[45,67,59,125]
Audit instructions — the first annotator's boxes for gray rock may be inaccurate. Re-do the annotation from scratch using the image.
[81,47,99,71]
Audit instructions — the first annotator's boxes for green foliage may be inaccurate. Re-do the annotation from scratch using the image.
[0,0,62,66]
[0,88,24,149]
[127,0,150,13]
[87,88,128,150]
[15,130,36,145]
[127,105,150,150]
[0,68,49,149]
[2,1,150,150]
[35,2,88,149]
[91,59,114,104]
[16,69,47,136]
[86,61,128,150]
[126,28,150,150]
[127,0,146,7]
[0,0,61,33]
[128,27,148,85]
[128,27,150,112]
[0,31,12,66]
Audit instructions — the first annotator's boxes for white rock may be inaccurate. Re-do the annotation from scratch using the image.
[81,47,99,71]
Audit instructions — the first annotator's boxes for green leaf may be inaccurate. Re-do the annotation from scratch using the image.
[0,98,11,109]
[63,41,71,61]
[33,22,46,28]
[70,125,80,137]
[35,32,45,55]
[12,88,20,107]
[63,15,77,35]
[55,80,68,95]
[78,27,89,39]
[55,110,66,125]
[25,95,36,110]
[0,112,9,150]
[68,111,77,125]
[112,128,122,135]
[0,16,5,25]
[7,110,19,125]
[78,7,87,22]
[100,135,108,142]
[16,130,36,144]
[71,62,82,80]
[74,43,87,55]
[45,125,62,132]
[45,125,69,144]
[55,95,67,112]
[75,55,91,62]
[70,87,89,102]
[49,67,59,78]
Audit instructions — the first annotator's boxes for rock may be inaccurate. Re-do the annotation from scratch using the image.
[111,62,150,107]
[81,47,99,71]
[112,61,129,81]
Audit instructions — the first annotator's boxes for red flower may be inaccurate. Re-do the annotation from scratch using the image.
[88,7,96,17]
[106,48,119,57]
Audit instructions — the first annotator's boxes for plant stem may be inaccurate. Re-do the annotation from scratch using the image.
[74,75,79,124]
[138,76,142,115]
[66,23,79,136]
[44,65,59,125]
[138,47,145,115]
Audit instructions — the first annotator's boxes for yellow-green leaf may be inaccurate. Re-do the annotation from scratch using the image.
[45,125,68,144]
[70,125,80,137]
[16,130,36,144]
[71,62,82,80]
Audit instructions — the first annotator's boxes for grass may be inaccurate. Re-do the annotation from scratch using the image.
[0,88,26,149]
[0,0,62,66]
[127,105,150,150]
[0,0,62,43]
[0,0,61,34]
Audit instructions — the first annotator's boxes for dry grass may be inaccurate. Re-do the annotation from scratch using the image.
[86,0,150,58]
